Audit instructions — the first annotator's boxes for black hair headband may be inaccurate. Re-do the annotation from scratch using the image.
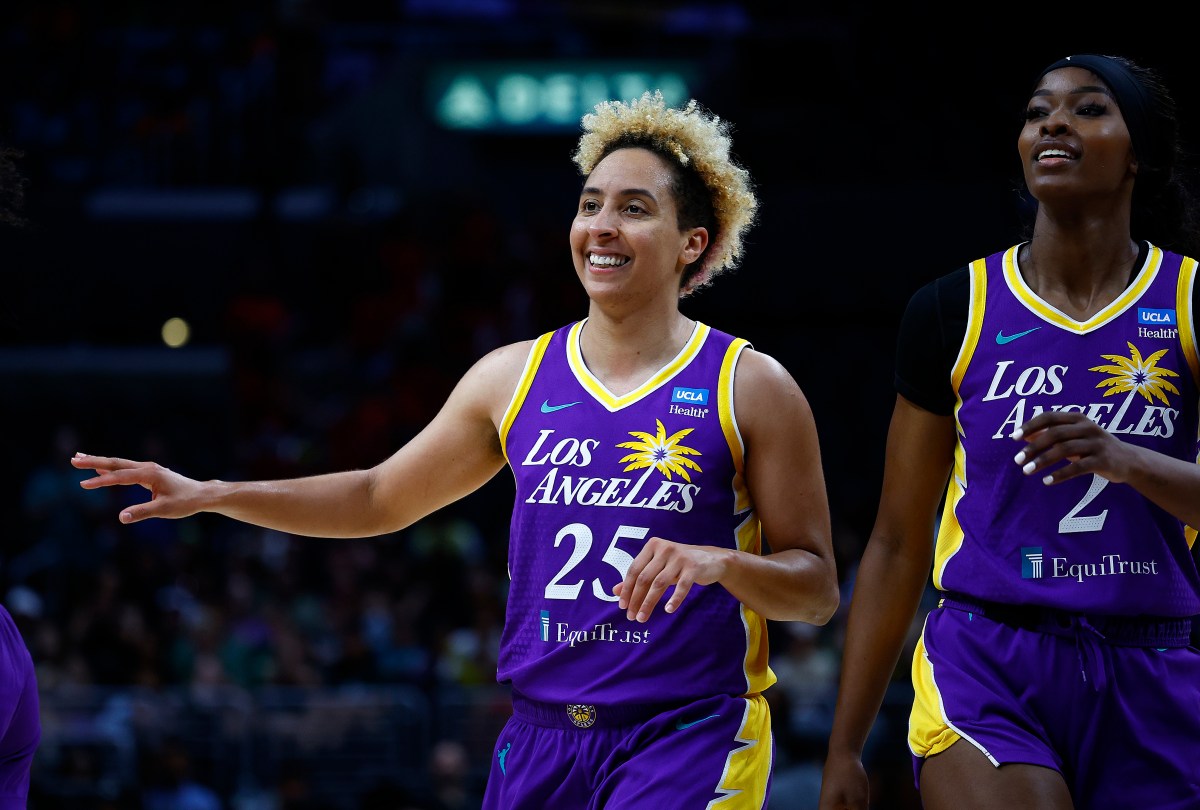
[1037,54,1161,168]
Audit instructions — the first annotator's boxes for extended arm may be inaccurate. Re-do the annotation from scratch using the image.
[72,342,531,538]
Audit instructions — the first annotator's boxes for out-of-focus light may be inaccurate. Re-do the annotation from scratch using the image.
[429,61,697,132]
[162,317,190,348]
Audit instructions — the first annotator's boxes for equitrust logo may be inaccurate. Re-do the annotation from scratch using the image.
[1021,547,1043,579]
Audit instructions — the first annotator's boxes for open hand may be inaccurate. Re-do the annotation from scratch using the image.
[71,452,206,523]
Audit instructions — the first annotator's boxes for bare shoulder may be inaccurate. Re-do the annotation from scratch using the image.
[731,347,813,436]
[459,338,543,421]
[734,348,808,409]
[470,339,540,384]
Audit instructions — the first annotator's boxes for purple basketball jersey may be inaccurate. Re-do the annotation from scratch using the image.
[0,606,38,807]
[496,320,774,705]
[937,243,1200,615]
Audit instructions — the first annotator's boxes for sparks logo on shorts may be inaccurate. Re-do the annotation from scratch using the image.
[671,386,709,405]
[1137,307,1176,326]
[567,704,597,728]
[1021,547,1043,579]
[539,610,550,641]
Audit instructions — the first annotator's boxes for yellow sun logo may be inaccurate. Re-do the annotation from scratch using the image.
[616,419,703,482]
[1090,342,1180,405]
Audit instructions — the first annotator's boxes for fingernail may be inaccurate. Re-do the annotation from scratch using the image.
[1014,451,1026,464]
[1022,462,1036,474]
[637,612,647,623]
[120,511,132,523]
[1042,475,1054,485]
[1012,429,1024,440]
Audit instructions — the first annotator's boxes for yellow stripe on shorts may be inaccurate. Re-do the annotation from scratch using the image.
[908,624,961,759]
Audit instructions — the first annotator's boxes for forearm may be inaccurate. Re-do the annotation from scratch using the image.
[826,535,931,756]
[720,546,839,624]
[1124,445,1200,528]
[199,469,403,538]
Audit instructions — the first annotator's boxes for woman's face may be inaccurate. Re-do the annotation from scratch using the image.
[1018,66,1138,205]
[570,147,706,308]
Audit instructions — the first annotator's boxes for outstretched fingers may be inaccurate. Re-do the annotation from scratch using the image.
[73,453,158,487]
[71,452,190,523]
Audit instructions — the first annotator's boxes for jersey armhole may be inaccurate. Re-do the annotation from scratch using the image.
[1177,256,1200,387]
[499,331,555,463]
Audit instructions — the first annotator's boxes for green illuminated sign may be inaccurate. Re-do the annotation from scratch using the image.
[428,61,698,132]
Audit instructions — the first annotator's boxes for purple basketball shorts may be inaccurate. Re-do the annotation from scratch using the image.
[481,691,774,809]
[909,597,1200,809]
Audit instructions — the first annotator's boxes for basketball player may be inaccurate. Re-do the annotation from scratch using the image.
[819,55,1200,810]
[74,91,840,808]
[0,144,42,808]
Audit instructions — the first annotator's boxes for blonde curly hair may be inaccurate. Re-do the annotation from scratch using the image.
[572,90,758,296]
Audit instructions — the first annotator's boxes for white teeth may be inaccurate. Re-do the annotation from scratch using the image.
[590,254,628,267]
[1038,149,1071,160]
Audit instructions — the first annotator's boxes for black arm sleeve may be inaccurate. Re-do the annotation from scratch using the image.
[893,267,971,416]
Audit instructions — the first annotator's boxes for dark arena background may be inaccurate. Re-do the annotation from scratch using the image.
[0,4,1192,808]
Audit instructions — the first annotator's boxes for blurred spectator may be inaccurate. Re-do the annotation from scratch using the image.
[14,424,109,606]
[141,736,223,810]
[273,760,321,810]
[427,739,481,810]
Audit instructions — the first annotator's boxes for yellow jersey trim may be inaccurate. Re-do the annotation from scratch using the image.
[499,332,554,464]
[567,319,710,411]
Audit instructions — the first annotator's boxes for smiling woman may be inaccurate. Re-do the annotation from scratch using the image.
[71,90,839,809]
[819,53,1200,810]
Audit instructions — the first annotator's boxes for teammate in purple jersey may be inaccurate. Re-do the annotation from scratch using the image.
[0,145,42,809]
[820,54,1200,810]
[73,91,839,808]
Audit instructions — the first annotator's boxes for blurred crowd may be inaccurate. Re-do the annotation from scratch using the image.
[9,261,924,810]
[10,229,928,805]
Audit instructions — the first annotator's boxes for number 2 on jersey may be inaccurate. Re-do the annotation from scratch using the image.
[1058,473,1109,533]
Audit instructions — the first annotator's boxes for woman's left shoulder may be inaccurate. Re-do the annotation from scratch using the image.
[733,347,808,409]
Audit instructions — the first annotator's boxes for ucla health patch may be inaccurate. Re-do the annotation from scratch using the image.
[671,386,709,405]
[1138,307,1177,326]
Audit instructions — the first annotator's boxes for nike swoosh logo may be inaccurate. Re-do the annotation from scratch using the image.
[675,714,720,731]
[995,327,1041,345]
[540,400,582,413]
